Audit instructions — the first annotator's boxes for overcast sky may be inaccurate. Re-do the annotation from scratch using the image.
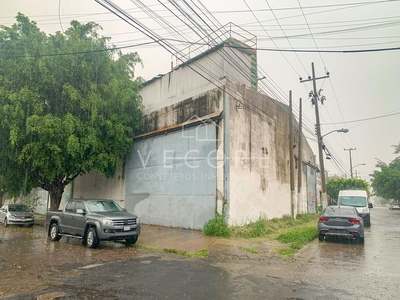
[2,0,400,182]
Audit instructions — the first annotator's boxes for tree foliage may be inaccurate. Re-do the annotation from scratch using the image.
[0,14,143,209]
[326,177,370,204]
[370,158,400,201]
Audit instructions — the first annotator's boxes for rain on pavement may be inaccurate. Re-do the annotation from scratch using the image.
[0,207,399,299]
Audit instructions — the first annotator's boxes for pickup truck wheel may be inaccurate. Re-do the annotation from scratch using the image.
[50,223,62,241]
[125,236,138,245]
[86,228,100,249]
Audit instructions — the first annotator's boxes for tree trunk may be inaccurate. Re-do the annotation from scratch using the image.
[0,191,4,207]
[49,184,65,210]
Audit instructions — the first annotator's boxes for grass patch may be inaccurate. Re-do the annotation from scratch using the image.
[203,213,319,259]
[238,246,261,254]
[136,244,208,258]
[276,226,319,259]
[135,244,162,252]
[231,214,319,239]
[203,213,231,237]
[164,248,209,258]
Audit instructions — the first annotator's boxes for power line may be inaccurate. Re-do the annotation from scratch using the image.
[3,0,398,20]
[321,111,400,125]
[297,0,327,69]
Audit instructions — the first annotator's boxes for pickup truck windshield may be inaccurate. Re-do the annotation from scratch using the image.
[86,201,123,213]
[338,196,367,207]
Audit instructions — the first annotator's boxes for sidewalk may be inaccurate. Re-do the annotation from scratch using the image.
[36,214,277,256]
[139,224,218,253]
[139,224,279,256]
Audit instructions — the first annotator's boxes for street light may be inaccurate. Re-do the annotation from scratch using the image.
[321,128,349,138]
[352,163,366,169]
[351,163,366,179]
[317,128,349,208]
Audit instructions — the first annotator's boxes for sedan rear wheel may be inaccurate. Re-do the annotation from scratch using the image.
[318,234,324,242]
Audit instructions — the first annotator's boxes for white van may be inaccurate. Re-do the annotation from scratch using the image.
[338,190,373,227]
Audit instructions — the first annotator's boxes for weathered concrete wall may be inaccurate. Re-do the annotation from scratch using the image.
[71,166,126,208]
[140,89,223,134]
[140,46,252,115]
[7,185,73,213]
[227,82,316,225]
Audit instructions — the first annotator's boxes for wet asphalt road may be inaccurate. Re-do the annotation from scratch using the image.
[0,207,399,299]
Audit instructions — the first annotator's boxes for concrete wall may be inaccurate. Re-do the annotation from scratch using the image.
[71,166,126,208]
[226,82,316,225]
[123,85,225,229]
[5,184,73,213]
[140,46,252,115]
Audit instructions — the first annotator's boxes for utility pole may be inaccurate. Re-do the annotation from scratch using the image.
[289,91,295,218]
[344,148,356,178]
[300,62,329,208]
[297,98,303,214]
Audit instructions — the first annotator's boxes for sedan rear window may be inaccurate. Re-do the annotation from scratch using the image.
[323,206,356,216]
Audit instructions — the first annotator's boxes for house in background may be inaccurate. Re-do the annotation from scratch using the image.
[24,28,317,230]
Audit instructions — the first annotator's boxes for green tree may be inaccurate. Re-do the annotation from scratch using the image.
[0,14,143,209]
[326,177,370,204]
[370,158,400,201]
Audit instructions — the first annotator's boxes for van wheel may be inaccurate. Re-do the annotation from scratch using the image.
[50,223,62,241]
[86,228,100,249]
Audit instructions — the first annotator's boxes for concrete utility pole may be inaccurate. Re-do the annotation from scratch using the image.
[289,91,295,218]
[344,148,356,178]
[300,63,329,208]
[297,98,303,214]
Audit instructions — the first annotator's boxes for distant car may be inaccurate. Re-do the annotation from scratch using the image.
[389,202,400,210]
[0,204,35,227]
[318,206,364,243]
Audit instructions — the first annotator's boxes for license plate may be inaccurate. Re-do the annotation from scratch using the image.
[123,226,130,231]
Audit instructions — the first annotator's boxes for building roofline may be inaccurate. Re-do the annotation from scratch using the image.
[142,38,256,87]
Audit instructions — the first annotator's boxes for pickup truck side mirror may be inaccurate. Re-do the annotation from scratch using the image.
[76,208,86,214]
[368,203,373,209]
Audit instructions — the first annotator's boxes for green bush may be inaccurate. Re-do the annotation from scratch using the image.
[203,213,232,237]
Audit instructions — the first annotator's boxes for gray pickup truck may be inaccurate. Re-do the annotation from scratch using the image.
[45,199,140,248]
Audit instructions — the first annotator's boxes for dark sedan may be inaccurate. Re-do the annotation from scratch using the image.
[0,204,35,227]
[318,206,364,243]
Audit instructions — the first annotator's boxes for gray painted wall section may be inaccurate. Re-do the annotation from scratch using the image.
[125,125,217,229]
